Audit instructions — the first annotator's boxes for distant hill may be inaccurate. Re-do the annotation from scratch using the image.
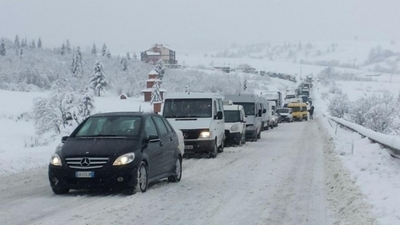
[206,41,400,74]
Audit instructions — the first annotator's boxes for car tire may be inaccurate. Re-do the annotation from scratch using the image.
[257,131,261,139]
[218,140,224,153]
[209,141,218,158]
[128,161,148,194]
[168,157,182,182]
[51,187,69,195]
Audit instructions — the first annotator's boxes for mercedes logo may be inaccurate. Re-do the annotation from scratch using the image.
[183,133,188,139]
[80,158,90,167]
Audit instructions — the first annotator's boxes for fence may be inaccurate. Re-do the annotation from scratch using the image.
[329,117,400,158]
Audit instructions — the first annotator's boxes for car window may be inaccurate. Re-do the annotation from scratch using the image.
[152,116,168,137]
[162,117,174,133]
[145,117,158,139]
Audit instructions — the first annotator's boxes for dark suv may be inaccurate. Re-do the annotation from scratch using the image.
[48,112,182,194]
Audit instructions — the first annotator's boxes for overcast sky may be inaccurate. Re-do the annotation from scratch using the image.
[1,0,399,54]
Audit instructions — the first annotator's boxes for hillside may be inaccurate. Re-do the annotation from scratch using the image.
[203,41,400,74]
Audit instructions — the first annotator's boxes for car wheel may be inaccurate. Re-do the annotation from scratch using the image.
[218,140,224,153]
[51,187,69,195]
[209,141,218,158]
[168,157,182,182]
[240,133,246,145]
[256,131,261,140]
[129,161,148,194]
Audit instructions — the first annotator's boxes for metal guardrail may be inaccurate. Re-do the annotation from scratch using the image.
[328,117,400,158]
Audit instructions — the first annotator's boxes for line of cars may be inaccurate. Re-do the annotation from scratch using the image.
[48,91,287,195]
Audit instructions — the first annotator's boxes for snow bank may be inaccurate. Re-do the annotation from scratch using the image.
[330,116,400,153]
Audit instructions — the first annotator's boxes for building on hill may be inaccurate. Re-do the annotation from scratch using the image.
[141,44,177,65]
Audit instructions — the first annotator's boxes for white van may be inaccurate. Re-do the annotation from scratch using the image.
[277,107,293,122]
[162,92,225,158]
[259,97,270,131]
[224,94,262,141]
[223,102,246,146]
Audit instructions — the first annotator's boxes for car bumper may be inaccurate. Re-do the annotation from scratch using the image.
[48,164,137,190]
[245,129,257,139]
[183,139,215,154]
[224,131,243,144]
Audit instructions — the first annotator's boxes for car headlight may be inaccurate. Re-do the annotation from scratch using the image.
[246,125,255,130]
[230,124,239,132]
[50,154,62,166]
[113,153,135,166]
[199,131,211,138]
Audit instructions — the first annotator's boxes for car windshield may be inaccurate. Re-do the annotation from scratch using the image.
[74,116,141,137]
[224,110,240,122]
[163,98,212,118]
[277,109,289,113]
[234,102,255,116]
[289,107,300,112]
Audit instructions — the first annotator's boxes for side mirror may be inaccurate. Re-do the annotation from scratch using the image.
[148,135,160,143]
[61,136,68,143]
[216,111,223,120]
[262,109,266,113]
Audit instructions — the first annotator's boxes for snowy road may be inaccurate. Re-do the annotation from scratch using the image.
[0,119,368,225]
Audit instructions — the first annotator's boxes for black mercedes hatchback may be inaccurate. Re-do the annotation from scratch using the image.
[48,112,182,194]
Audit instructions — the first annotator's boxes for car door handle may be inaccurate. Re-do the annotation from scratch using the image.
[169,137,173,141]
[159,141,163,146]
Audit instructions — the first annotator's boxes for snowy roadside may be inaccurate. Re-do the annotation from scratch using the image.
[315,82,400,225]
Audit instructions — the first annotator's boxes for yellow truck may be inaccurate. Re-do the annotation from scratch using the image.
[287,102,308,121]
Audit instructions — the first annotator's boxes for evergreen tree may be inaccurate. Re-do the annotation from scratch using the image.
[78,87,95,120]
[243,79,247,91]
[121,57,128,71]
[102,43,107,56]
[30,39,36,49]
[150,80,162,104]
[132,52,137,59]
[0,38,6,56]
[21,38,28,48]
[91,43,97,54]
[66,39,71,53]
[126,52,131,60]
[61,43,66,55]
[37,37,42,48]
[20,48,23,56]
[89,58,108,97]
[71,47,83,76]
[14,35,20,48]
[107,50,111,58]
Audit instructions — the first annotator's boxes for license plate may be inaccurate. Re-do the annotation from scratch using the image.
[184,145,193,149]
[75,171,94,178]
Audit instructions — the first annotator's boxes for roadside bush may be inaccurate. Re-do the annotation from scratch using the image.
[328,93,349,118]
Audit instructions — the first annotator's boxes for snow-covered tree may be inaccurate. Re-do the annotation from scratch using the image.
[126,52,131,60]
[0,38,6,56]
[33,88,80,135]
[78,87,95,121]
[91,43,97,55]
[66,39,71,53]
[20,38,27,48]
[102,43,107,56]
[121,57,128,71]
[37,37,42,48]
[243,78,247,91]
[89,58,108,96]
[14,35,20,48]
[328,93,349,118]
[106,50,111,58]
[19,48,23,56]
[61,43,66,55]
[132,52,137,59]
[30,39,36,49]
[150,80,162,104]
[71,47,83,76]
